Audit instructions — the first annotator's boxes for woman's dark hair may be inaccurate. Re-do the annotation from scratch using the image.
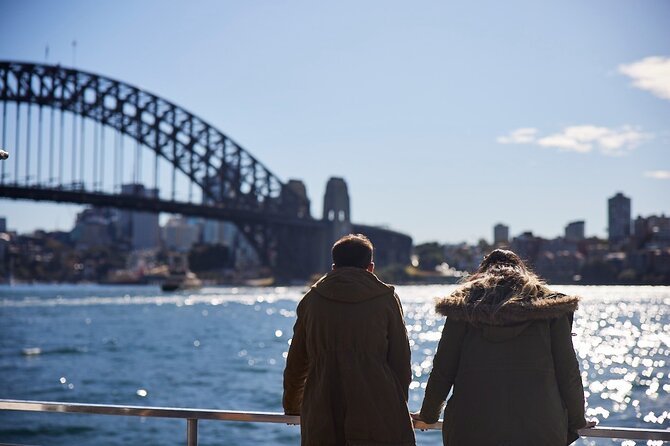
[478,249,527,272]
[453,249,551,310]
[332,234,373,269]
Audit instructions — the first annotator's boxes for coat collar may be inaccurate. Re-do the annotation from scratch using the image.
[311,267,393,303]
[435,290,579,325]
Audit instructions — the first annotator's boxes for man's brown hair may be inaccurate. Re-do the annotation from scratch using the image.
[332,234,373,269]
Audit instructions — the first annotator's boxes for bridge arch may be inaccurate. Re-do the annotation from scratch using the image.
[0,61,304,213]
[0,61,313,270]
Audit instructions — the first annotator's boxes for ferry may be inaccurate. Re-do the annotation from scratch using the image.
[160,253,203,292]
[160,270,203,292]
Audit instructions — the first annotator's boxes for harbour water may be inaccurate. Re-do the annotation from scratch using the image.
[1,284,668,445]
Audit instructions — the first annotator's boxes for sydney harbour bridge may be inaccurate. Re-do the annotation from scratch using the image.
[0,61,411,280]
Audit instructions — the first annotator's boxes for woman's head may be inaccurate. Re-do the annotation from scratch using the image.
[457,249,550,310]
[477,249,526,273]
[436,248,579,324]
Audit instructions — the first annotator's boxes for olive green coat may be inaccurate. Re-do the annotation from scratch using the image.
[283,267,416,446]
[419,292,587,446]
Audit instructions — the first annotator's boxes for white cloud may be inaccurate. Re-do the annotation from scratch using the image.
[537,134,591,153]
[619,56,670,101]
[497,125,651,156]
[644,170,670,180]
[496,128,538,144]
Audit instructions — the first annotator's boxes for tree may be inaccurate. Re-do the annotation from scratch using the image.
[414,242,445,271]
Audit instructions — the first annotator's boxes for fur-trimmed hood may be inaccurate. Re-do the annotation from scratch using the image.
[435,289,579,326]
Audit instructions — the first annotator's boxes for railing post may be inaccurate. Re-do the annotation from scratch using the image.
[187,418,198,446]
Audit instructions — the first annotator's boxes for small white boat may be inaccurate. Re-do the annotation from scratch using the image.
[161,271,202,292]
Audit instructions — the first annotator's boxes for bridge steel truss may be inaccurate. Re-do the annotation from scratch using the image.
[0,61,320,278]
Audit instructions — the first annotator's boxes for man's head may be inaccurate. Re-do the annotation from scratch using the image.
[332,234,374,272]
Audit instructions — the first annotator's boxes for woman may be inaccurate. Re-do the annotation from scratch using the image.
[414,249,593,445]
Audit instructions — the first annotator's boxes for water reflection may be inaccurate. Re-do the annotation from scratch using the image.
[2,284,669,445]
[388,285,670,434]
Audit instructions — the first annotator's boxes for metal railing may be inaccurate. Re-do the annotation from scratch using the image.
[1,399,669,445]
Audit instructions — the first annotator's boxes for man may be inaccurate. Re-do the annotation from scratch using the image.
[283,234,415,446]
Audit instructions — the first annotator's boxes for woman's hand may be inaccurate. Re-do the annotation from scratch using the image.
[410,412,423,421]
[410,412,431,431]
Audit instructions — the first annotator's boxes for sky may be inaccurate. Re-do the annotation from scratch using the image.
[0,0,669,244]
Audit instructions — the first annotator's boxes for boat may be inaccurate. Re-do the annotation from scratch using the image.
[243,276,275,287]
[160,270,202,292]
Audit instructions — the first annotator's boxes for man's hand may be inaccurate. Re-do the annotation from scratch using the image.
[284,412,300,426]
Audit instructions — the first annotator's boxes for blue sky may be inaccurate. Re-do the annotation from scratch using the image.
[0,0,669,244]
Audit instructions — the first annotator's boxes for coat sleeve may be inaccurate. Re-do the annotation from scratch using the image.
[387,292,412,401]
[282,297,309,415]
[419,318,467,424]
[550,313,587,441]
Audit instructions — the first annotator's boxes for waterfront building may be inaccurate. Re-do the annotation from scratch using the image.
[201,219,259,270]
[200,177,261,270]
[534,250,584,283]
[608,192,631,244]
[352,223,412,267]
[582,237,610,258]
[565,220,585,242]
[634,214,670,249]
[543,236,578,254]
[510,231,543,264]
[119,184,160,250]
[0,216,6,232]
[202,219,235,245]
[163,216,200,252]
[493,223,509,245]
[0,232,8,272]
[70,208,115,250]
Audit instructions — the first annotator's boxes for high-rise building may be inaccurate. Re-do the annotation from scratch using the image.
[0,218,8,268]
[493,223,509,245]
[163,216,200,252]
[70,208,115,250]
[202,220,236,245]
[608,192,631,243]
[565,221,585,242]
[119,184,160,250]
[200,177,260,269]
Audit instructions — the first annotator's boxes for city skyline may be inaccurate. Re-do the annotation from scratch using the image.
[1,0,669,244]
[1,188,664,247]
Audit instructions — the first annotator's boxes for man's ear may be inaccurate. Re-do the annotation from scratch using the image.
[366,262,375,273]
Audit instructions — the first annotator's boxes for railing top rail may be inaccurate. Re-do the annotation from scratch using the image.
[1,399,669,441]
[0,399,298,424]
